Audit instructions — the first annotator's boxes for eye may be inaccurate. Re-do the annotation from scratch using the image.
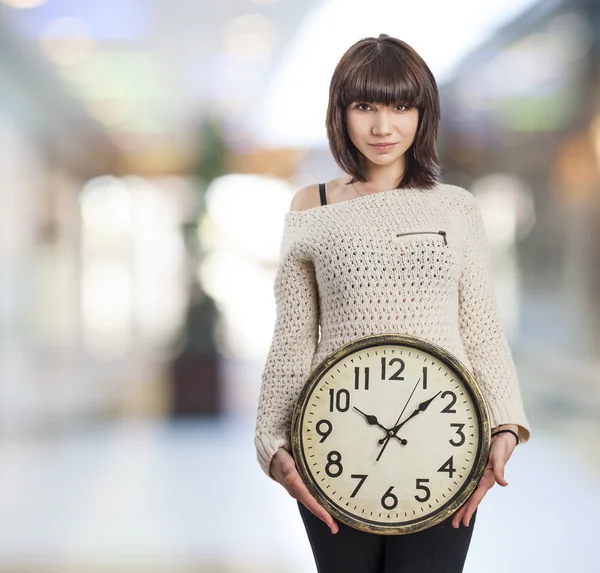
[355,103,371,112]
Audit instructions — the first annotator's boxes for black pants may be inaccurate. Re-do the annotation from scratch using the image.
[297,501,477,573]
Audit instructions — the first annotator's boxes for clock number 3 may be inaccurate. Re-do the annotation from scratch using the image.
[449,423,465,446]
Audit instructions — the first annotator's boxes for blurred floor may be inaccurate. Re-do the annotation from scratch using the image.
[0,295,598,573]
[0,350,597,573]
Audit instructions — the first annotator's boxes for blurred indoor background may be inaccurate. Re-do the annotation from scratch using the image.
[0,0,599,571]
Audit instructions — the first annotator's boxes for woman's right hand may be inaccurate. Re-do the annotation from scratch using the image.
[270,447,339,534]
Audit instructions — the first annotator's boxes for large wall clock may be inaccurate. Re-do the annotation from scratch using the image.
[291,333,491,534]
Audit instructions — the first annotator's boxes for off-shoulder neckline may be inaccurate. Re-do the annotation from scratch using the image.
[284,183,444,217]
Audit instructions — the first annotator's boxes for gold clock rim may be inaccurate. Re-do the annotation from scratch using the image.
[291,333,491,535]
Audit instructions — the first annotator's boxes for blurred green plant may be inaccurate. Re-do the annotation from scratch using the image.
[170,112,227,417]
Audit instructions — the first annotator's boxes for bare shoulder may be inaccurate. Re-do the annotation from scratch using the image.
[289,183,322,212]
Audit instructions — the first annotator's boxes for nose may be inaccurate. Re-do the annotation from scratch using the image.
[371,109,393,136]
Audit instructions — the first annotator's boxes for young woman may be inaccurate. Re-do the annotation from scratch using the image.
[254,33,531,573]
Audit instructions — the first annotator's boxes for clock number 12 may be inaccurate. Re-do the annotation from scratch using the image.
[380,357,405,380]
[379,359,429,389]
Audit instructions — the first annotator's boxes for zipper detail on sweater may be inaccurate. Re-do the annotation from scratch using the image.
[395,230,447,245]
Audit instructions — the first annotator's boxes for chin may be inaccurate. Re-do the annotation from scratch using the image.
[365,152,404,165]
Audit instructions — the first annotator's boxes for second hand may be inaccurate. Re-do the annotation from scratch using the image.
[376,378,421,462]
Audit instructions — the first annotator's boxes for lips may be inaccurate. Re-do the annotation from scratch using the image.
[370,143,397,151]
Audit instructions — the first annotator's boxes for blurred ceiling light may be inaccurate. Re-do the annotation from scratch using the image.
[547,12,593,62]
[80,176,133,233]
[1,0,46,8]
[201,173,292,262]
[474,33,564,100]
[40,16,95,66]
[222,13,277,63]
[471,174,535,244]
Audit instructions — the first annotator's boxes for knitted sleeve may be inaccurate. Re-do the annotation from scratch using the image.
[255,213,320,479]
[457,194,532,444]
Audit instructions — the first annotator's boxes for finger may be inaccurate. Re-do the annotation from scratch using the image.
[300,492,340,535]
[465,470,496,521]
[452,470,495,528]
[457,484,488,528]
[271,455,295,484]
[462,489,485,527]
[489,454,508,486]
[285,472,339,534]
[494,462,508,486]
[452,504,468,529]
[277,460,339,535]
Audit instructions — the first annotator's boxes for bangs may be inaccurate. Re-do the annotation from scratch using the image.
[339,52,424,109]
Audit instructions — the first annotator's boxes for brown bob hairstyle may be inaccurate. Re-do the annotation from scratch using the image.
[325,33,442,190]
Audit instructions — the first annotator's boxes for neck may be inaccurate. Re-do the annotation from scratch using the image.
[351,156,407,192]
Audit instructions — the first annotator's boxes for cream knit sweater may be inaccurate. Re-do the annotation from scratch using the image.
[255,182,531,479]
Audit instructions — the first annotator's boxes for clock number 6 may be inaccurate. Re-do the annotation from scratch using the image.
[415,478,431,502]
[381,486,399,510]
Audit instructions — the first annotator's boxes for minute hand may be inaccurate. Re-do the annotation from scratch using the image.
[384,391,442,440]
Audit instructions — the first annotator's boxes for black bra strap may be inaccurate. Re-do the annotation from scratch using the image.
[318,183,327,206]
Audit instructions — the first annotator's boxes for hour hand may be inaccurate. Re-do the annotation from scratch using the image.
[353,407,407,445]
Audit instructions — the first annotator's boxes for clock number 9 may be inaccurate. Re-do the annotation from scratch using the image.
[381,486,399,510]
[325,451,343,478]
[316,419,333,443]
[329,389,350,412]
[415,478,431,502]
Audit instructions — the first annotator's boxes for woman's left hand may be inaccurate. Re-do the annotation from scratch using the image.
[451,428,518,528]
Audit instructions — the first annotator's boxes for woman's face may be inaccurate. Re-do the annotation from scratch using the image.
[345,101,420,168]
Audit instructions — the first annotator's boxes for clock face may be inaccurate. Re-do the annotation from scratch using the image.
[292,334,490,535]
